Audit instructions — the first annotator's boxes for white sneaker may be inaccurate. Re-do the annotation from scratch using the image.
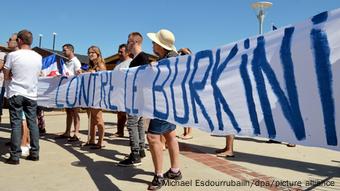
[21,146,30,157]
[1,153,10,159]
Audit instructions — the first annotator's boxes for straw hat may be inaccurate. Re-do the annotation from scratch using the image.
[147,29,176,51]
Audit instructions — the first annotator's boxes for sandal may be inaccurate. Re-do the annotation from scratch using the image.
[110,133,124,138]
[215,148,227,153]
[83,142,97,147]
[179,135,193,140]
[67,135,80,142]
[55,134,72,139]
[90,145,106,150]
[266,139,281,144]
[287,143,296,147]
[216,152,235,158]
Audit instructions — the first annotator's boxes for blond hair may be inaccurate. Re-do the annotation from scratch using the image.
[88,45,105,69]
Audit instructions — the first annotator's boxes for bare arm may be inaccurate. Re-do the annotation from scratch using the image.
[76,69,82,75]
[0,59,4,71]
[97,62,107,71]
[4,68,11,80]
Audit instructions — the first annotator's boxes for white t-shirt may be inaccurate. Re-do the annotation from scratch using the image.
[4,49,42,100]
[64,57,81,76]
[114,58,132,70]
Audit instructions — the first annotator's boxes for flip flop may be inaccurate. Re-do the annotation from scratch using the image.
[67,136,80,142]
[266,139,281,144]
[83,143,97,147]
[110,133,124,138]
[216,152,235,157]
[287,143,296,147]
[55,134,72,139]
[90,145,106,150]
[215,148,227,153]
[179,135,193,140]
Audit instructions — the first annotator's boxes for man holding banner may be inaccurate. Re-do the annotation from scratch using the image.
[57,44,82,141]
[117,32,149,167]
[112,44,132,137]
[146,29,182,190]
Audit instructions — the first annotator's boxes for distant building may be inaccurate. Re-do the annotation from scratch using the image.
[0,45,10,52]
[32,47,89,66]
[3,45,158,70]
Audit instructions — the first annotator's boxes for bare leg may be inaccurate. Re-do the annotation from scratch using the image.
[64,109,72,136]
[115,112,126,136]
[164,130,180,169]
[21,120,30,146]
[20,120,30,156]
[147,133,163,174]
[73,108,80,137]
[182,127,187,137]
[186,127,193,137]
[96,110,105,146]
[97,123,104,146]
[160,135,166,150]
[181,127,193,139]
[216,135,235,157]
[88,110,96,144]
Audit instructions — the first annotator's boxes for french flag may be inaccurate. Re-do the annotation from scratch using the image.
[272,24,278,31]
[41,54,66,77]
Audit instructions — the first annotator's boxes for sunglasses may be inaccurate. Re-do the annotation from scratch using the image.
[8,38,17,42]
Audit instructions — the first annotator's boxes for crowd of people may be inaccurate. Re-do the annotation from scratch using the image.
[0,28,198,190]
[0,28,295,190]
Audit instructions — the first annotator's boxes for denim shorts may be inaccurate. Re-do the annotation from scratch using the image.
[148,118,176,135]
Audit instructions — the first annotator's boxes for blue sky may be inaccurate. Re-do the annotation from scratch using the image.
[1,0,339,58]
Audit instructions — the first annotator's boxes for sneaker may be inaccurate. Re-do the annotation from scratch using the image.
[140,149,146,158]
[21,146,30,157]
[6,158,19,165]
[2,153,10,158]
[26,155,39,161]
[39,128,46,136]
[67,135,80,142]
[117,153,141,167]
[123,150,145,159]
[163,169,182,180]
[147,175,165,190]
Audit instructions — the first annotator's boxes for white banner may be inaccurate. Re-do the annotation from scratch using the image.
[38,9,340,151]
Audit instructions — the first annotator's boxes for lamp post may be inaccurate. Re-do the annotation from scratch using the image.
[39,34,43,48]
[251,1,273,35]
[52,32,57,51]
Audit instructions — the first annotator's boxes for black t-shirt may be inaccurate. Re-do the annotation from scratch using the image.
[129,52,150,68]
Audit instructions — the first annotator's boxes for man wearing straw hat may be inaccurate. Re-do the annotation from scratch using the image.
[146,29,182,190]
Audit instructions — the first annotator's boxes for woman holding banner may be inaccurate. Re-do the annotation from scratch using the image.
[146,29,182,190]
[84,46,106,149]
[177,48,194,140]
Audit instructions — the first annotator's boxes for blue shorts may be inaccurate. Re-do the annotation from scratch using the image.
[148,119,176,135]
[22,111,26,120]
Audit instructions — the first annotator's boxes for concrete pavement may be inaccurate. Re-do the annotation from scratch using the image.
[0,110,339,191]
